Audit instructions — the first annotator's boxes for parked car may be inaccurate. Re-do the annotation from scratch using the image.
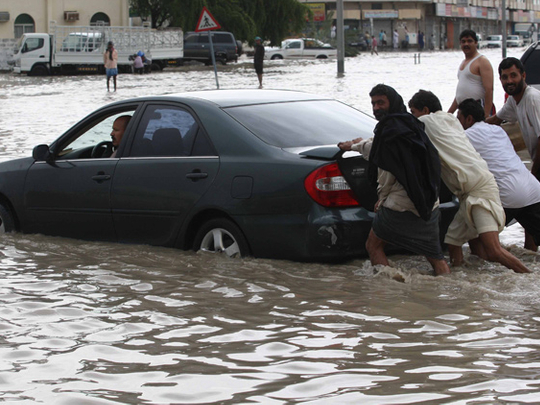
[0,90,458,262]
[520,42,540,90]
[476,33,487,49]
[486,34,503,48]
[183,31,238,65]
[348,34,369,51]
[507,35,524,47]
[264,38,336,60]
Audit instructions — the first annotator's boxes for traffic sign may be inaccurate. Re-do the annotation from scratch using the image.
[195,7,221,32]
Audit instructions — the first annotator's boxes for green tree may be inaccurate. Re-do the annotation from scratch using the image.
[129,0,175,29]
[131,0,311,45]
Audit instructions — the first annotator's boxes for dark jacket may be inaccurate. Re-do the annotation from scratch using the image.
[254,44,265,64]
[369,113,441,221]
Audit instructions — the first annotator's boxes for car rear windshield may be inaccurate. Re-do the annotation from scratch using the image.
[224,100,375,148]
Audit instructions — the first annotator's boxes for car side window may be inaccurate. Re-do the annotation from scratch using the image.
[214,34,231,44]
[57,110,135,159]
[287,41,301,49]
[185,34,198,44]
[22,38,44,53]
[129,105,214,157]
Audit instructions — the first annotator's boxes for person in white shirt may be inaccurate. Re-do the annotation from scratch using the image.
[458,98,540,251]
[487,57,540,178]
[486,57,540,250]
[408,90,531,273]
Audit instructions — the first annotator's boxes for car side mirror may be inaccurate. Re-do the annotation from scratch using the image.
[32,144,52,162]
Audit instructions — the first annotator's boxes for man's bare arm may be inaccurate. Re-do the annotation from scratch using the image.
[485,114,503,125]
[479,57,494,118]
[448,98,458,114]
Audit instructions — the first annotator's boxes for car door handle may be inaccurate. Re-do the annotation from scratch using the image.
[92,173,111,183]
[186,171,208,181]
[39,55,45,58]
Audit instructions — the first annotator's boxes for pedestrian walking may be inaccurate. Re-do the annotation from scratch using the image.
[371,36,378,55]
[253,36,264,89]
[393,30,399,49]
[103,41,118,91]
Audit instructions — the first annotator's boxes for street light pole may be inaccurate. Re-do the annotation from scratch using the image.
[337,0,345,74]
[502,0,507,58]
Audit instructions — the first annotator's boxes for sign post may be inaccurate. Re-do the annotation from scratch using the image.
[195,7,222,89]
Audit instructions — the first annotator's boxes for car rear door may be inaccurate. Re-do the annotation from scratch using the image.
[111,103,219,246]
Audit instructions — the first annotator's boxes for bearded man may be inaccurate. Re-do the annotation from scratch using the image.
[486,57,540,251]
[487,57,540,179]
[338,84,449,275]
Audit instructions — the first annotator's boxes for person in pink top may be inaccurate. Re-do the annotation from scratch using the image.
[103,41,118,91]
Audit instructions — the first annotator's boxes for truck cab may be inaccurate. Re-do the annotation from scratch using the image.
[12,33,51,75]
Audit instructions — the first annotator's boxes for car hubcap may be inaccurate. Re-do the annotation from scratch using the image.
[200,228,241,258]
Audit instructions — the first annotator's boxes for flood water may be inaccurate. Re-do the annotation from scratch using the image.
[2,48,540,404]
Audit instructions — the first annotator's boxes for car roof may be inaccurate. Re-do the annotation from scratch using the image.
[111,89,333,109]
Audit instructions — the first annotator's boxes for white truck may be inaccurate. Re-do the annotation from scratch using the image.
[11,23,183,75]
[264,38,336,60]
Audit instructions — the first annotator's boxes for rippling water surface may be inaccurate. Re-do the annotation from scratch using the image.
[2,49,540,404]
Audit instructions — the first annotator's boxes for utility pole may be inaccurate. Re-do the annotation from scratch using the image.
[502,0,507,58]
[337,0,345,74]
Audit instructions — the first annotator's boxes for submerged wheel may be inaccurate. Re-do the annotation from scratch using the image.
[271,54,283,60]
[0,203,15,233]
[193,218,250,258]
[30,65,49,76]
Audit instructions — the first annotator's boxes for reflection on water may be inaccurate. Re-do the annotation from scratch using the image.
[2,49,540,403]
[1,232,540,404]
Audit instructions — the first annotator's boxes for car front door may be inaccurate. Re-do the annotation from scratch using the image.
[23,106,139,241]
[111,103,220,246]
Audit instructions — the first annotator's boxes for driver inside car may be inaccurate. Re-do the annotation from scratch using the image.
[109,115,131,158]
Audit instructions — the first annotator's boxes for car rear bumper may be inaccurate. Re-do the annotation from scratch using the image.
[236,205,374,262]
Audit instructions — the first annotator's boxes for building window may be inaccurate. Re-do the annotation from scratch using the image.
[14,14,35,39]
[90,12,110,26]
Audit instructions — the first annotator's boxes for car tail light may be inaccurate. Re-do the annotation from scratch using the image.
[305,163,360,207]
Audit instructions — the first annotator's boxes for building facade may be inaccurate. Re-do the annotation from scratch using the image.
[0,0,131,39]
[299,0,540,49]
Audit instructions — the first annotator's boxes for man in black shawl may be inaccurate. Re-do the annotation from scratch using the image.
[339,84,450,275]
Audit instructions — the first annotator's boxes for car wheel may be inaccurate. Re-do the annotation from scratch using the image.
[0,203,15,233]
[271,55,283,60]
[30,65,48,76]
[150,62,162,71]
[194,218,250,258]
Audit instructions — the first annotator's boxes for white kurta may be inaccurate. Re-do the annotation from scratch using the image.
[419,111,505,245]
[465,121,540,209]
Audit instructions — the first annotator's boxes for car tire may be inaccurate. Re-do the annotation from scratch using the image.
[30,65,49,76]
[271,55,283,60]
[193,218,250,258]
[0,203,15,233]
